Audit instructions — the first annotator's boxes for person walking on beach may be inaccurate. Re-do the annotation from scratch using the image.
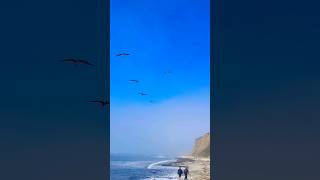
[177,166,183,179]
[183,167,189,179]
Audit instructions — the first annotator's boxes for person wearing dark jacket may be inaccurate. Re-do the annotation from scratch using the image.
[184,167,189,179]
[177,166,183,179]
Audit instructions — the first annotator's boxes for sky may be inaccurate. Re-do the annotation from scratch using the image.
[110,0,210,155]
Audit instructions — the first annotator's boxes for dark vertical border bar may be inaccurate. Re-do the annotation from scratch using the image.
[210,0,214,178]
[210,0,216,179]
[0,0,110,179]
[212,0,320,179]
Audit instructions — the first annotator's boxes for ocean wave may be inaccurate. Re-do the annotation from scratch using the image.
[111,157,179,180]
[147,159,177,169]
[111,160,153,169]
[142,177,177,180]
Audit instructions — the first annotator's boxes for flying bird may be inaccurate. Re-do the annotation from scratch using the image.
[129,79,139,83]
[88,100,110,106]
[164,70,173,74]
[138,92,148,96]
[61,58,94,66]
[62,58,77,63]
[77,59,95,66]
[115,53,130,56]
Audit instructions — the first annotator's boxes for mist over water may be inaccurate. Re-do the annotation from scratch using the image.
[111,88,210,156]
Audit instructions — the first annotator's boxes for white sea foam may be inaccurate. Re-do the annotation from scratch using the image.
[111,160,152,169]
[147,159,177,169]
[144,159,179,180]
[143,177,176,180]
[111,157,179,180]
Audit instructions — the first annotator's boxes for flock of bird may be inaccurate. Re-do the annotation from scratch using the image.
[61,52,170,107]
[61,57,111,107]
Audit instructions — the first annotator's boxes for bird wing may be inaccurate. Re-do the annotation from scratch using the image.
[62,59,77,62]
[78,60,94,66]
[116,53,129,56]
[89,100,104,104]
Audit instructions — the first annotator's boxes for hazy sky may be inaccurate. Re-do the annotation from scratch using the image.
[110,0,210,155]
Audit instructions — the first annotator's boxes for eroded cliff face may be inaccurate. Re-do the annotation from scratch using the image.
[191,133,210,158]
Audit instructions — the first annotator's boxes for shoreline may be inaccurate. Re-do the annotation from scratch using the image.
[160,156,210,180]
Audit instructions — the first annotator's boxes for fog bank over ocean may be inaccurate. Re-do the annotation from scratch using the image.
[111,88,210,156]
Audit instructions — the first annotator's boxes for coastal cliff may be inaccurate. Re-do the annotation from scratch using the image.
[191,132,210,158]
[162,132,211,179]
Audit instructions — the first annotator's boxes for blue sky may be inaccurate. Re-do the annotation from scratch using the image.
[110,0,210,155]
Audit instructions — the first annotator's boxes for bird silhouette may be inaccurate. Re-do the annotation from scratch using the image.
[77,59,95,66]
[88,100,110,106]
[164,70,173,74]
[129,79,139,83]
[138,92,148,96]
[62,58,77,63]
[115,53,130,56]
[61,58,94,66]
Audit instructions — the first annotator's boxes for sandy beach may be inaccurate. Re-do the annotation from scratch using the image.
[163,156,210,180]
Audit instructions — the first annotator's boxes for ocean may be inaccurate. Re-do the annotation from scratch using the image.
[110,154,179,180]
